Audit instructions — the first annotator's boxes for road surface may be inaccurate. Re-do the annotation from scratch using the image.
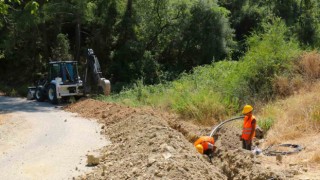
[0,96,109,180]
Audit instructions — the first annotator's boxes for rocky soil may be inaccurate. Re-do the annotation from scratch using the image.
[65,99,303,180]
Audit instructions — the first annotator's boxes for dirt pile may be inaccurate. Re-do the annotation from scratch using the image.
[65,99,286,179]
[65,99,225,179]
[212,147,285,179]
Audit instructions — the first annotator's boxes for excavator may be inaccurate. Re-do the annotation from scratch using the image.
[27,49,111,104]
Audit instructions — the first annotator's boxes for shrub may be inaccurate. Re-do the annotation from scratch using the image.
[238,18,300,102]
[9,89,17,97]
[298,51,320,80]
[272,76,292,98]
[291,75,304,91]
[101,18,301,122]
[170,89,226,120]
[258,117,274,132]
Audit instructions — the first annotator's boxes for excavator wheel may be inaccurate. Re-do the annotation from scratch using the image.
[35,87,46,102]
[47,84,59,104]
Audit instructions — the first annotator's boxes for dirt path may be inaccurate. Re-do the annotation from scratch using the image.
[0,96,109,180]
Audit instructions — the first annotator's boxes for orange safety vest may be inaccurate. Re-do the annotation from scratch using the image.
[194,136,215,151]
[241,115,256,140]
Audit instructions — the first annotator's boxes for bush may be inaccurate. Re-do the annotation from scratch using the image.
[237,18,300,102]
[170,88,226,120]
[100,18,301,122]
[272,75,292,98]
[258,117,274,132]
[298,51,320,80]
[9,89,18,97]
[0,83,37,97]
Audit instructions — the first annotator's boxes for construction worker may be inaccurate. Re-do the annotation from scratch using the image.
[194,136,216,162]
[240,105,256,150]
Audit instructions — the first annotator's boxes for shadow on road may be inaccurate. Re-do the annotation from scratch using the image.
[0,96,66,114]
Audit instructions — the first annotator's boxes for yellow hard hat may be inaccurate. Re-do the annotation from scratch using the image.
[242,105,253,115]
[195,144,204,154]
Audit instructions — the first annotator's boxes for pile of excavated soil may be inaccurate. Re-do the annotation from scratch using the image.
[65,99,287,179]
[65,99,225,179]
[212,147,285,179]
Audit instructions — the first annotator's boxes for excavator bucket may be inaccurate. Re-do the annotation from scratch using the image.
[85,49,111,96]
[99,78,111,96]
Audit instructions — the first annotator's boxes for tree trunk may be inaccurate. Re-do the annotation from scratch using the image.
[75,20,81,62]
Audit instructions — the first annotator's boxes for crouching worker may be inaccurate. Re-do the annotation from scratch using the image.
[194,136,216,162]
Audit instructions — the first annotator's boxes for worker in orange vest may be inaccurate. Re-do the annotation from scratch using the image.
[194,136,216,162]
[240,105,256,150]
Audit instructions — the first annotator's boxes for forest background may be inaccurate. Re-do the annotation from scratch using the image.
[1,0,320,124]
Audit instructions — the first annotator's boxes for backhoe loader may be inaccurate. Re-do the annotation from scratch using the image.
[27,49,111,104]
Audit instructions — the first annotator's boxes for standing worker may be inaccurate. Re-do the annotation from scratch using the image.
[240,105,256,150]
[194,136,216,162]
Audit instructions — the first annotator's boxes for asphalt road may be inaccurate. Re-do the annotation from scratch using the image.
[0,96,109,180]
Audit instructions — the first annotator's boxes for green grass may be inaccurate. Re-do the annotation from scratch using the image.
[98,18,301,122]
[258,117,275,132]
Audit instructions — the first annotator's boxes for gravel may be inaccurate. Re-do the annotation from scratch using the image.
[0,96,109,180]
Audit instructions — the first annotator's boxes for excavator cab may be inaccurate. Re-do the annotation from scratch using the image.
[48,61,80,84]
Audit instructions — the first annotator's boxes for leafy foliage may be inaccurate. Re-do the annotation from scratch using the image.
[1,0,320,121]
[102,18,300,121]
[51,33,72,61]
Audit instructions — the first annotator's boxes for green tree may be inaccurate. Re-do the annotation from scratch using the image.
[111,0,142,85]
[89,0,118,79]
[218,0,268,59]
[0,0,44,84]
[295,0,320,47]
[51,33,72,61]
[178,1,234,69]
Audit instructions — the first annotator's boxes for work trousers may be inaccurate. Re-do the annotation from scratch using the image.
[242,139,252,150]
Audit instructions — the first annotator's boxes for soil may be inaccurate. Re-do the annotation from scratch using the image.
[65,99,296,180]
[65,99,224,179]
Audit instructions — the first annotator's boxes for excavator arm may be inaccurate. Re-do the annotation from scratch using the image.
[84,49,111,96]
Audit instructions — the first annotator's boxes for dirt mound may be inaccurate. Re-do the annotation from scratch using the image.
[65,99,225,179]
[65,99,286,179]
[213,147,285,179]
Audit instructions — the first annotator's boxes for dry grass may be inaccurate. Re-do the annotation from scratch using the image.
[310,150,320,163]
[253,58,320,166]
[272,51,320,98]
[272,76,292,97]
[298,51,320,80]
[262,82,320,145]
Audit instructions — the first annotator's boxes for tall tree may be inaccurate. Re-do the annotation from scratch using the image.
[295,0,320,47]
[111,0,142,84]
